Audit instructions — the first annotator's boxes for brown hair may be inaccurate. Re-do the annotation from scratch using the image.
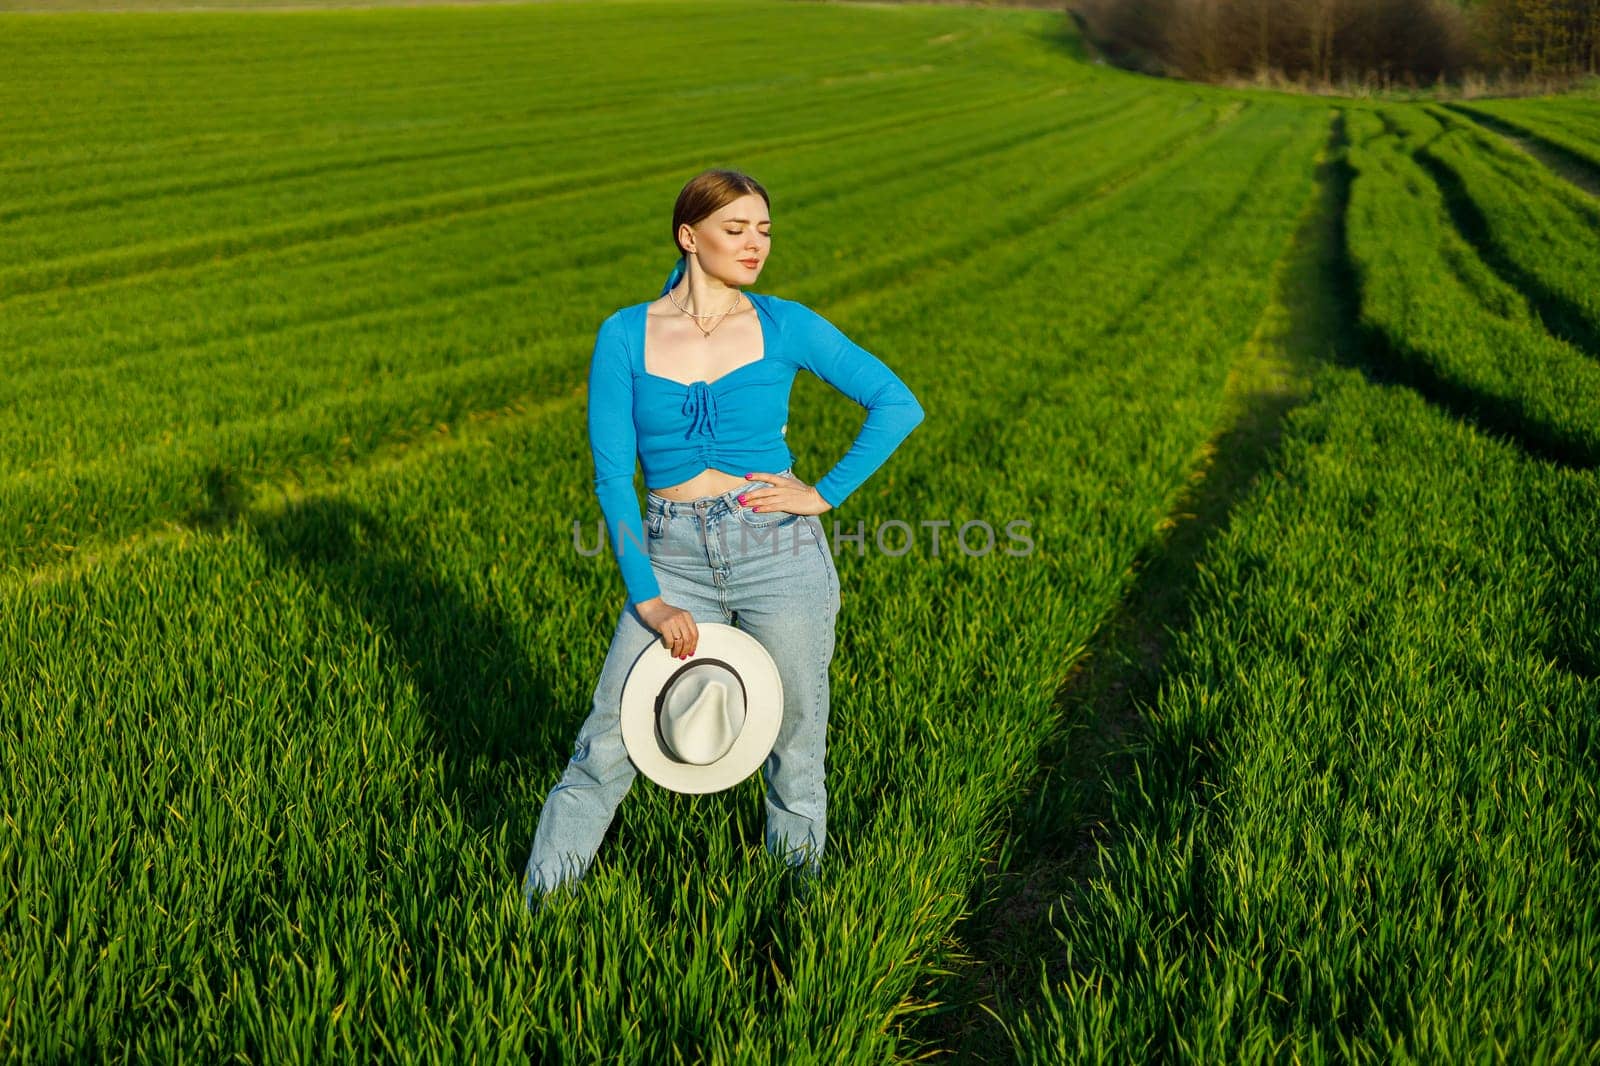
[671,168,770,257]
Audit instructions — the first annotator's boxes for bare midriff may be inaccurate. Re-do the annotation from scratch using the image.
[648,468,750,502]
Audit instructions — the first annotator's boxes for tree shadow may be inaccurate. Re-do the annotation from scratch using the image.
[239,491,806,959]
[1338,112,1599,471]
[1440,103,1600,200]
[1028,4,1168,76]
[244,494,566,866]
[1409,137,1600,363]
[907,108,1355,1059]
[912,106,1600,1059]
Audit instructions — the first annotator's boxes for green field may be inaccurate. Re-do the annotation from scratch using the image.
[2,1,1597,1060]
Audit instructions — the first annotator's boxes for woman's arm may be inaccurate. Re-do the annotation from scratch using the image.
[785,300,925,508]
[588,311,663,606]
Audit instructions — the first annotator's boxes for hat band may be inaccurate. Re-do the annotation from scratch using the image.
[653,657,750,765]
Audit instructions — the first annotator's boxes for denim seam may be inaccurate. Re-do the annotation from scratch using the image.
[810,517,839,607]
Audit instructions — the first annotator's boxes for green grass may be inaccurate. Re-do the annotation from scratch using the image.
[1407,104,1600,355]
[1,0,1597,1060]
[1005,361,1600,1062]
[1443,97,1600,187]
[1338,106,1600,467]
[984,92,1600,1064]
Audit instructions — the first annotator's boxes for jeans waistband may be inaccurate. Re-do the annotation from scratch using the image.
[646,468,794,519]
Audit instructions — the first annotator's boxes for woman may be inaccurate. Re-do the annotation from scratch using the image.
[523,168,925,907]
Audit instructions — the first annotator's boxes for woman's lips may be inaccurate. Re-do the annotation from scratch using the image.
[740,259,760,267]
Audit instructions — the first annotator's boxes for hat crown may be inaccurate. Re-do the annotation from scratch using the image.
[620,622,784,795]
[659,665,747,765]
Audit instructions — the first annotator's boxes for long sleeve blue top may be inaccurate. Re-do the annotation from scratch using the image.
[588,290,926,605]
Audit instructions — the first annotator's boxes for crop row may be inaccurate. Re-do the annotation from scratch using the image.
[1410,104,1600,354]
[0,89,1238,575]
[0,71,1032,292]
[1007,358,1600,1060]
[0,85,1098,447]
[3,79,1093,376]
[1340,106,1600,466]
[0,0,1110,234]
[0,2,1022,167]
[1445,98,1600,173]
[1465,96,1600,144]
[0,92,1331,1060]
[928,94,1600,1058]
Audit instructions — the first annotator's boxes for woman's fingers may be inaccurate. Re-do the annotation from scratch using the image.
[739,472,796,511]
[663,613,699,659]
[738,473,818,514]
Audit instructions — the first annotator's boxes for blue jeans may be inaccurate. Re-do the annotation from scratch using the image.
[523,468,841,904]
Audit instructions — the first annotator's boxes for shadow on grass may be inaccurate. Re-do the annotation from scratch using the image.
[1408,138,1600,362]
[1340,111,1598,471]
[1028,8,1095,66]
[1030,3,1167,77]
[218,489,803,1000]
[239,496,566,862]
[1440,103,1600,200]
[915,101,1600,1058]
[907,108,1354,1060]
[1348,314,1600,470]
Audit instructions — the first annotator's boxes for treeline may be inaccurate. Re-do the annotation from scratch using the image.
[1071,0,1600,88]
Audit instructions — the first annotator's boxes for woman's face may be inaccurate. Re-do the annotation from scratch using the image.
[684,193,771,285]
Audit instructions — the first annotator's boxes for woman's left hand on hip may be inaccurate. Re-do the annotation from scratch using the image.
[738,472,833,515]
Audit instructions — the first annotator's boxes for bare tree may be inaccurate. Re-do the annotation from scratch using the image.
[1071,0,1597,86]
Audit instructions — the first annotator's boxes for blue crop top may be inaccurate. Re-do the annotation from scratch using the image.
[587,290,925,605]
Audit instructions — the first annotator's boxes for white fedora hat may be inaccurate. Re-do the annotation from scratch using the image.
[620,622,784,794]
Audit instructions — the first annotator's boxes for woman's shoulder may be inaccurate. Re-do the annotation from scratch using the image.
[748,291,827,331]
[595,300,653,339]
[590,304,645,369]
[748,290,801,315]
[605,300,652,322]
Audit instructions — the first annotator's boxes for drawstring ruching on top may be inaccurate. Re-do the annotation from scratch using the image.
[682,382,718,439]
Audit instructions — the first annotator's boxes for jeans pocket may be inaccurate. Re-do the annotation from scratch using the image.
[738,469,804,529]
[738,504,798,527]
[646,509,666,539]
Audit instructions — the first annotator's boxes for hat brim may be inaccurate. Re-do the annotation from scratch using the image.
[620,622,785,794]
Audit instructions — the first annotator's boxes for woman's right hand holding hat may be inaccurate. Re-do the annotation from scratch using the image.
[637,597,700,659]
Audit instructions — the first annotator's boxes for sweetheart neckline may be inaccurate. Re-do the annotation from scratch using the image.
[636,295,769,389]
[637,358,768,389]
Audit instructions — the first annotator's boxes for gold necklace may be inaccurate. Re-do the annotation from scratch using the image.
[669,285,742,338]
